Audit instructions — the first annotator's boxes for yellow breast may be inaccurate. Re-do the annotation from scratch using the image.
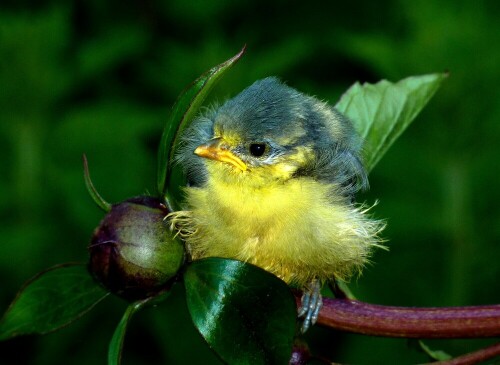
[170,173,383,286]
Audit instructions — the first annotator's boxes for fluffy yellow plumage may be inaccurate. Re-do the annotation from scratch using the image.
[171,165,381,287]
[168,77,384,329]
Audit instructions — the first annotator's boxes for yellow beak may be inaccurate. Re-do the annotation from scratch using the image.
[194,138,247,171]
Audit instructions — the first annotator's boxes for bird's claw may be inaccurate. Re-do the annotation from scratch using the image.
[298,279,323,333]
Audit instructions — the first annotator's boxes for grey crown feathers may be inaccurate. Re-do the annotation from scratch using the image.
[176,77,368,198]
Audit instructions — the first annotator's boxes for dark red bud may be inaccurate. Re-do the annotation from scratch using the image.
[89,196,184,300]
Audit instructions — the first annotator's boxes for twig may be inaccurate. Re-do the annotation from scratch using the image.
[432,342,500,365]
[295,296,500,338]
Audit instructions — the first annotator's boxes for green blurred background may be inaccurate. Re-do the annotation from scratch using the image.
[0,0,499,364]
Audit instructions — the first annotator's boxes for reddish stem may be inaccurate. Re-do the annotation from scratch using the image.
[432,342,500,365]
[295,296,500,338]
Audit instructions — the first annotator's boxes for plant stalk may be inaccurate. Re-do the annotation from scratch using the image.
[432,342,500,365]
[295,296,500,338]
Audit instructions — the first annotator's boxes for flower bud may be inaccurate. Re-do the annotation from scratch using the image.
[89,196,184,300]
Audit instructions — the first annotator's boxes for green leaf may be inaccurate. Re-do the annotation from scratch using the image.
[408,339,453,361]
[82,154,111,212]
[335,73,447,172]
[184,258,297,365]
[108,299,150,365]
[418,340,452,361]
[157,46,246,210]
[0,263,109,340]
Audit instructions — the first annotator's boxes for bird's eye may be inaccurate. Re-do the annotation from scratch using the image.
[249,143,267,157]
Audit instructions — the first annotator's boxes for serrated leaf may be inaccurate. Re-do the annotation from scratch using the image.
[157,46,246,210]
[0,264,109,340]
[184,258,296,365]
[108,299,150,365]
[335,73,447,172]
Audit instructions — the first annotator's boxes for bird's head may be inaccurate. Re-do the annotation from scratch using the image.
[178,77,367,194]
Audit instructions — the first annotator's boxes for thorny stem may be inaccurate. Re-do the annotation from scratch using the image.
[294,295,500,364]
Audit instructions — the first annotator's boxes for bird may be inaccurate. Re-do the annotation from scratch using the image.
[168,77,384,332]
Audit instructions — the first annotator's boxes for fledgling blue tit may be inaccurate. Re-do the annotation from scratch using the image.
[169,77,384,331]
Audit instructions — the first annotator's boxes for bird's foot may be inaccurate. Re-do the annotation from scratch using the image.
[298,279,323,333]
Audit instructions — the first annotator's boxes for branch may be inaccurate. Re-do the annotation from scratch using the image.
[294,296,500,338]
[433,342,500,365]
